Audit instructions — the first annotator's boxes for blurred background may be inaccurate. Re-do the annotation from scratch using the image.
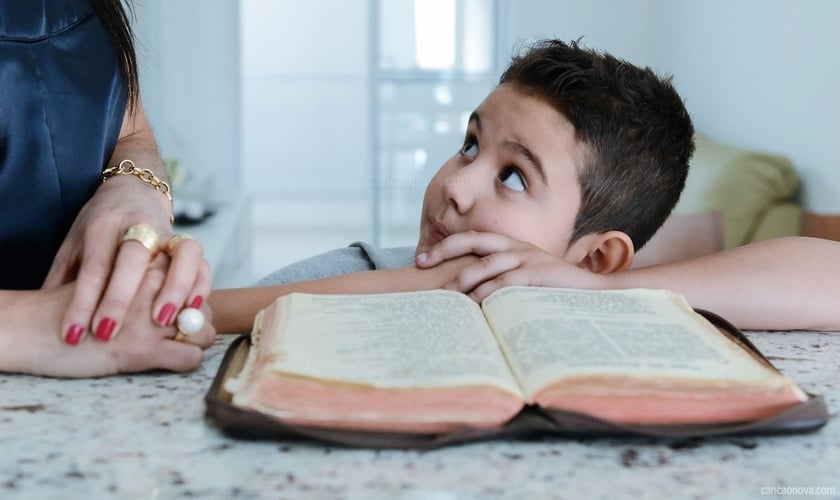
[131,0,840,287]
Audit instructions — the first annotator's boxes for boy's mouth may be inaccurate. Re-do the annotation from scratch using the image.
[428,220,450,244]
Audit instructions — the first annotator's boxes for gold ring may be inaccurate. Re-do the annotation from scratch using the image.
[120,223,160,258]
[173,331,188,342]
[165,233,194,256]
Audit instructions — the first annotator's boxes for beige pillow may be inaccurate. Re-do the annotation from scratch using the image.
[673,134,799,248]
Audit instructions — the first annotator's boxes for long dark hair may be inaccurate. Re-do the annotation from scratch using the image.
[91,0,139,114]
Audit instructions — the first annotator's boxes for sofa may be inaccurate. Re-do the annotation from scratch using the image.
[633,133,800,267]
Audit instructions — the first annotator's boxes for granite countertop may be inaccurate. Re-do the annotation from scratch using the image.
[2,331,838,499]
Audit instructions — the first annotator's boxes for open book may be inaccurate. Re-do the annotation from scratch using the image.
[207,287,827,447]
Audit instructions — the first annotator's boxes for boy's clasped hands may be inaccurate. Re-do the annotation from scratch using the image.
[417,231,608,303]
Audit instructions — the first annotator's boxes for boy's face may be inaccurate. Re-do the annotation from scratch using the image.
[417,83,585,258]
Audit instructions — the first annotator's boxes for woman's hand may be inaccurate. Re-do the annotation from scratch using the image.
[7,260,215,378]
[41,103,211,344]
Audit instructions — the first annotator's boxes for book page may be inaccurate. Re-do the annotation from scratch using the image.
[259,290,524,397]
[481,286,791,399]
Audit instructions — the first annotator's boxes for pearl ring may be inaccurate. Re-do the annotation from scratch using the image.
[174,307,205,341]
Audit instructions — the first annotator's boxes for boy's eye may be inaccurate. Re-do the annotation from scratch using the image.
[499,167,526,192]
[460,139,478,158]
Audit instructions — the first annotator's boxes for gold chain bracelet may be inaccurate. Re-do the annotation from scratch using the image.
[102,159,175,224]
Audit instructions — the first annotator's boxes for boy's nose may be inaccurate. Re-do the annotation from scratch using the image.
[443,166,482,215]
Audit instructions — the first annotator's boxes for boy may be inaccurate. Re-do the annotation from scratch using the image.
[210,39,840,334]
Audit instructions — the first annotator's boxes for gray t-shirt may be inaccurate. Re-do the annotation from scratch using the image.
[255,242,415,287]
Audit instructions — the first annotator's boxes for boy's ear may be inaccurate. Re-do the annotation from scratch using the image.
[564,231,635,274]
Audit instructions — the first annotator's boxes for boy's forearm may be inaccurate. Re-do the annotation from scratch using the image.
[612,237,840,331]
[210,256,476,334]
[207,275,401,335]
[208,268,427,335]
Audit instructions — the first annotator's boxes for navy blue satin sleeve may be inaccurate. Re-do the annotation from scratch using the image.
[0,0,127,289]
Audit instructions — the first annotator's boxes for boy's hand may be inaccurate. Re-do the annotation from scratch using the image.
[416,231,608,302]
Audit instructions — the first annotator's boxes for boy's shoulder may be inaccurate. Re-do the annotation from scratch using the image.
[254,242,415,287]
[359,242,416,271]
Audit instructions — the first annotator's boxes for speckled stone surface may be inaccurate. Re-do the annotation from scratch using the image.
[2,331,838,499]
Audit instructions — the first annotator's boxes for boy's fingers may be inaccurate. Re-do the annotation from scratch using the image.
[468,281,503,303]
[468,268,540,303]
[444,252,522,293]
[418,232,515,267]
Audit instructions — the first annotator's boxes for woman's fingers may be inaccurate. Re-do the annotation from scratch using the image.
[42,237,80,289]
[58,229,121,344]
[112,264,214,373]
[152,235,207,326]
[89,237,159,341]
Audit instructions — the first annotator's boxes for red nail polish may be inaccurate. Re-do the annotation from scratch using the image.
[189,295,204,309]
[157,303,177,326]
[95,318,116,341]
[65,324,84,346]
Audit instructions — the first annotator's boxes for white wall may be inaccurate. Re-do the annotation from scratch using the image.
[652,0,840,212]
[505,0,657,68]
[240,0,371,275]
[132,0,241,198]
[136,0,840,219]
[240,0,370,218]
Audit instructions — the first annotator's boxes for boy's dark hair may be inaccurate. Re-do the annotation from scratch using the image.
[499,39,695,250]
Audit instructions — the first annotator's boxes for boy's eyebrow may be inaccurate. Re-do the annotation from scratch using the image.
[470,111,548,185]
[469,111,480,131]
[503,141,547,185]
